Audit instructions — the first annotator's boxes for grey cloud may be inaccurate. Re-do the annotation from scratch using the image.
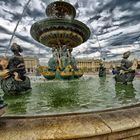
[0,26,11,34]
[0,0,140,60]
[108,33,140,46]
[119,15,140,27]
[25,7,45,18]
[3,9,21,21]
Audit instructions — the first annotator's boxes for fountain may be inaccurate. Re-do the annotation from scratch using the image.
[30,0,90,80]
[0,1,140,140]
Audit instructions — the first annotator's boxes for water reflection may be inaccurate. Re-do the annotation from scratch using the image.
[115,83,136,103]
[3,93,31,115]
[98,77,108,92]
[46,80,79,108]
[24,80,80,114]
[1,77,140,116]
[99,77,106,85]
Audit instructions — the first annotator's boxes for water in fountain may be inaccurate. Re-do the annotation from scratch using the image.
[1,0,140,118]
[2,76,140,116]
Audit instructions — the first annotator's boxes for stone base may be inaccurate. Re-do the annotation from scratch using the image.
[1,104,140,139]
[0,106,6,117]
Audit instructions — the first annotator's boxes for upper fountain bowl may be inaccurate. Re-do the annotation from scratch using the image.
[46,1,76,20]
[30,1,91,49]
[30,19,90,49]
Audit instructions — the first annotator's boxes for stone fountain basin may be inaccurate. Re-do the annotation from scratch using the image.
[0,104,140,140]
[0,106,6,117]
[1,76,140,139]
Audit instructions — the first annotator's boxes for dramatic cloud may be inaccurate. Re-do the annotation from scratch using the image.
[0,0,140,63]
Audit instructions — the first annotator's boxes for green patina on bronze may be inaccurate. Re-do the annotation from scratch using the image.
[30,1,90,48]
[31,19,90,48]
[46,1,76,19]
[30,1,91,80]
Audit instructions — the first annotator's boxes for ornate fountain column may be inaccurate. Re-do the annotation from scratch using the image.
[30,0,90,80]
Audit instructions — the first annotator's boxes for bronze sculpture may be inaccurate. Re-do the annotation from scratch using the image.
[0,43,31,94]
[114,51,138,84]
[30,1,90,80]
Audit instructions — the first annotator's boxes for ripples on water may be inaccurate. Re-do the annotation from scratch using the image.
[0,75,140,116]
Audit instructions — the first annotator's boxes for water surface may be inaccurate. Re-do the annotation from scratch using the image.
[1,75,140,116]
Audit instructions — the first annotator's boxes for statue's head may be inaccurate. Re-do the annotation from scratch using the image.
[123,51,131,59]
[0,57,9,70]
[11,43,23,53]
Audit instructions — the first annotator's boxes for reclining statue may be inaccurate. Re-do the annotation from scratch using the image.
[0,43,31,95]
[114,51,138,84]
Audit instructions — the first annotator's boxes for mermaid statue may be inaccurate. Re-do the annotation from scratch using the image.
[114,51,138,84]
[0,43,31,95]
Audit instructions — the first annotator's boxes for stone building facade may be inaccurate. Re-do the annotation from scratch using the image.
[76,58,121,74]
[24,56,39,75]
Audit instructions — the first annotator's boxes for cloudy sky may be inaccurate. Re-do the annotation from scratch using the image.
[0,0,140,64]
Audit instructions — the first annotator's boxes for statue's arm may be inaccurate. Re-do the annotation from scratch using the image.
[120,64,128,71]
[8,58,25,73]
[0,69,10,79]
[9,67,25,74]
[120,59,129,71]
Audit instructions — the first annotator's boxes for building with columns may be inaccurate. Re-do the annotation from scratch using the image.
[24,56,39,75]
[76,58,121,74]
[76,58,101,73]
